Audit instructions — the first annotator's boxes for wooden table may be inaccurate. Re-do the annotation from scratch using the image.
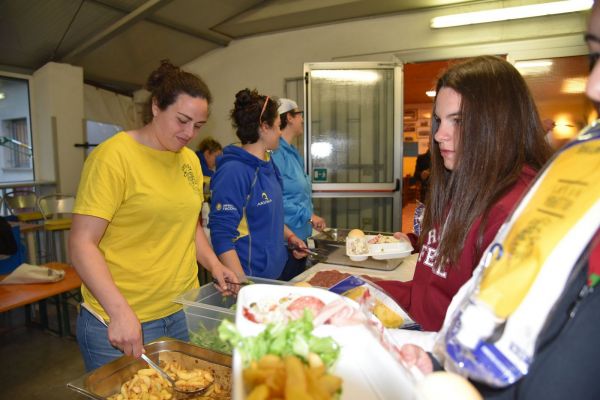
[0,262,81,336]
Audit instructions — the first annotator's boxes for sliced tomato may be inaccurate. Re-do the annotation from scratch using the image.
[243,307,258,323]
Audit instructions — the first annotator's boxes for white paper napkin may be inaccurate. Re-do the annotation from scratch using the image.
[0,263,65,284]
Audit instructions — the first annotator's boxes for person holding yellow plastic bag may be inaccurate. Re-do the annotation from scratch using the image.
[398,4,600,398]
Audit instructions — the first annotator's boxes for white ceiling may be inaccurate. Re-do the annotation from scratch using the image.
[0,0,481,94]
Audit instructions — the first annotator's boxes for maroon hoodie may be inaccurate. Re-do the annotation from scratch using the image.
[377,166,537,331]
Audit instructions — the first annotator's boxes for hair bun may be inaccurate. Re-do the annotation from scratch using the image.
[234,88,257,109]
[146,59,179,91]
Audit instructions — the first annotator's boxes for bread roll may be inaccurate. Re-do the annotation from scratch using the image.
[416,372,482,400]
[293,281,312,287]
[347,229,365,238]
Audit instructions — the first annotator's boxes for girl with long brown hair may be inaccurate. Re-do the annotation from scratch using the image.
[377,56,553,331]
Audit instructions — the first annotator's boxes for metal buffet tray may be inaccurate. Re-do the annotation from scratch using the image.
[307,228,406,271]
[67,338,232,399]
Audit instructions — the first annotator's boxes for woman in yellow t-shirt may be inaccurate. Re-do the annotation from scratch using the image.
[69,60,238,372]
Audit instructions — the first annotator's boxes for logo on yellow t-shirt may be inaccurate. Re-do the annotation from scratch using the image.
[182,163,201,194]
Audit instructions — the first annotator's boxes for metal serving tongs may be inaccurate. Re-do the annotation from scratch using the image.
[321,228,338,241]
[287,242,327,257]
[212,278,252,287]
[140,354,211,395]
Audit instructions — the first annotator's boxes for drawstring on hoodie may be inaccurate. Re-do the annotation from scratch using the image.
[244,167,260,276]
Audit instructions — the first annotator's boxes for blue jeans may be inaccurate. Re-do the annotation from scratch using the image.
[77,306,189,372]
[277,249,307,281]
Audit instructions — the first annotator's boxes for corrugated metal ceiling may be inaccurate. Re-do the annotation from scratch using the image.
[0,0,480,94]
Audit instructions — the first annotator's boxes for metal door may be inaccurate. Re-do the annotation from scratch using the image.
[304,62,403,232]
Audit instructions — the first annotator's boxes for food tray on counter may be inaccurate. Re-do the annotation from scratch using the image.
[231,284,417,400]
[308,228,411,271]
[67,338,232,399]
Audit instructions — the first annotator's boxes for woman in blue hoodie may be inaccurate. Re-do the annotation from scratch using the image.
[209,89,308,280]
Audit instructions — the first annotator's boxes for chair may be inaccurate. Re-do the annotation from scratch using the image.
[3,190,43,222]
[38,194,75,262]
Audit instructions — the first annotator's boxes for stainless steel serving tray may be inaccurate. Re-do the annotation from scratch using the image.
[67,338,232,399]
[307,228,405,271]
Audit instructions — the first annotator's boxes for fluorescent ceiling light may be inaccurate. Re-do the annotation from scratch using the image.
[426,90,436,97]
[430,0,592,28]
[515,60,553,69]
[561,77,587,93]
[0,92,5,100]
[515,59,553,75]
[311,70,380,83]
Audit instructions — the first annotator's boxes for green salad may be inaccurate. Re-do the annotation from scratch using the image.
[218,310,340,368]
[189,321,233,354]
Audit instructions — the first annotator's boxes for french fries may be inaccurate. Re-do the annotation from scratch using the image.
[163,360,214,392]
[244,354,342,400]
[107,361,221,400]
[108,368,172,400]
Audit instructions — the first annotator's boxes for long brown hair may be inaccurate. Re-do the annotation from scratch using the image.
[422,55,553,271]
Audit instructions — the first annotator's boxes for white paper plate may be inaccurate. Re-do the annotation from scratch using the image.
[346,235,413,261]
[232,284,417,400]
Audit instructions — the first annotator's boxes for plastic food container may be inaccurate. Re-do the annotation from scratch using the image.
[67,338,231,399]
[174,277,286,354]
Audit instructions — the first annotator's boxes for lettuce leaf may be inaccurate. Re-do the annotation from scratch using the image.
[218,310,340,368]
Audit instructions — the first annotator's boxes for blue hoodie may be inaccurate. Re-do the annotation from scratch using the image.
[195,151,214,177]
[209,144,287,278]
[271,137,313,241]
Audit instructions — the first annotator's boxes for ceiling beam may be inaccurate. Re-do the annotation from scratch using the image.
[62,0,174,61]
[88,0,231,47]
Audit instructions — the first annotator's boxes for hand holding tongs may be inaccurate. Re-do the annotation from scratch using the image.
[212,278,252,287]
[287,242,324,256]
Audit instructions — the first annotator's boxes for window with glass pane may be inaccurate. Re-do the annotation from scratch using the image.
[85,120,123,157]
[0,76,33,183]
[310,69,395,184]
[314,196,394,232]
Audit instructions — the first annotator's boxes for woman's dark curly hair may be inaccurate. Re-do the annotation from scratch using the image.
[230,88,278,144]
[143,59,212,124]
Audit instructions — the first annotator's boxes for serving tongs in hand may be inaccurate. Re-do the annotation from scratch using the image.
[140,354,210,395]
[212,278,252,287]
[287,243,326,257]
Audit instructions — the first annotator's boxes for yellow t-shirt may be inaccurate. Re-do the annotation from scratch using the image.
[74,132,203,322]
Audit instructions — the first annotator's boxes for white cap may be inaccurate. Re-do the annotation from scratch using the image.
[278,98,300,115]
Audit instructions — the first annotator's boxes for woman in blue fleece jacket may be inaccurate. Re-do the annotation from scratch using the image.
[209,89,308,280]
[271,98,327,280]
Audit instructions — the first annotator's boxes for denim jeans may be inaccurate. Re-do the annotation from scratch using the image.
[277,249,307,281]
[77,306,189,372]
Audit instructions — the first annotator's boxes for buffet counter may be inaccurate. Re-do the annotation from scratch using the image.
[291,253,418,284]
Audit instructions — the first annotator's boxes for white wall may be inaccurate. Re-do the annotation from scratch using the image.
[184,2,588,149]
[33,62,85,194]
